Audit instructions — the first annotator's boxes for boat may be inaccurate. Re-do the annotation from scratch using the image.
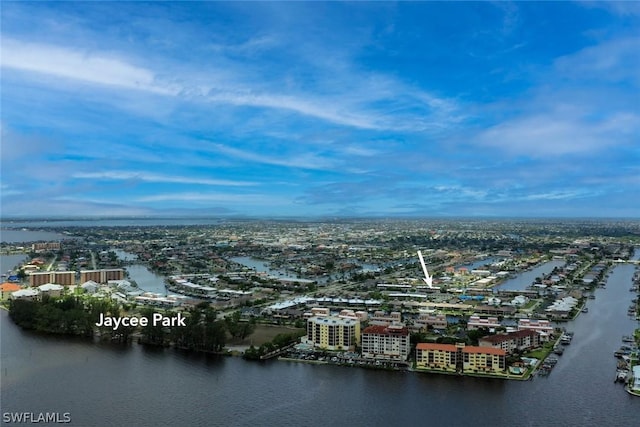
[622,335,634,343]
[553,346,564,355]
[581,307,588,313]
[615,370,629,383]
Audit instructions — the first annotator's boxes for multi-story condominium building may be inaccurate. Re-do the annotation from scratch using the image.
[311,307,330,317]
[413,312,448,331]
[517,319,555,340]
[369,310,402,326]
[52,271,76,286]
[305,315,360,351]
[473,304,516,316]
[478,330,541,355]
[29,271,77,287]
[80,269,124,284]
[29,272,53,287]
[31,242,61,252]
[361,324,410,361]
[467,315,501,330]
[463,346,507,373]
[416,342,506,374]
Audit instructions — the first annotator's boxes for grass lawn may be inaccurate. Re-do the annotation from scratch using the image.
[227,324,305,347]
[524,341,555,360]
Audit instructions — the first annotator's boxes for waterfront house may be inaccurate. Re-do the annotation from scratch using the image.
[0,282,22,300]
[517,319,554,340]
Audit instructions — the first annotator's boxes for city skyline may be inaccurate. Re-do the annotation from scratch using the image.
[1,2,639,218]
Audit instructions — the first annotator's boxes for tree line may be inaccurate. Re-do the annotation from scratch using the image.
[9,297,255,353]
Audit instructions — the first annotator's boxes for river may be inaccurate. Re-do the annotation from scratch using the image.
[1,260,638,426]
[0,229,71,243]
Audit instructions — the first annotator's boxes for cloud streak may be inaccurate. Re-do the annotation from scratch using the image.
[1,2,638,218]
[72,171,258,187]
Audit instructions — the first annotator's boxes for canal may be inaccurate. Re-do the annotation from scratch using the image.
[494,259,566,291]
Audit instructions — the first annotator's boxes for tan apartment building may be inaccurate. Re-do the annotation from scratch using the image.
[304,315,360,351]
[29,271,76,287]
[416,342,506,374]
[413,312,448,331]
[478,330,541,355]
[29,272,53,287]
[31,242,61,252]
[80,269,124,284]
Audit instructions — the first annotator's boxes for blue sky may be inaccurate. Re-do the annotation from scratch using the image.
[1,1,638,218]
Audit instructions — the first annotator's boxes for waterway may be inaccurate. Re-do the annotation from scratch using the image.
[230,256,291,277]
[0,229,71,243]
[494,259,566,291]
[1,260,638,426]
[0,254,28,275]
[457,256,498,271]
[113,250,167,296]
[0,218,224,228]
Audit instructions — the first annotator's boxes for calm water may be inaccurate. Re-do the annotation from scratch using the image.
[494,260,566,291]
[1,259,638,426]
[457,256,498,271]
[114,250,167,295]
[0,254,28,274]
[0,218,224,228]
[0,229,70,243]
[125,264,167,295]
[230,256,297,279]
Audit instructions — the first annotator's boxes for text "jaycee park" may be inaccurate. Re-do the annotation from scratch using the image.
[95,312,186,330]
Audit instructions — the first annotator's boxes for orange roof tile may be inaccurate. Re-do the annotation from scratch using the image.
[0,283,22,292]
[416,343,458,352]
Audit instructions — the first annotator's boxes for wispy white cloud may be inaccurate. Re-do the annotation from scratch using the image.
[1,2,637,218]
[1,38,177,95]
[0,184,23,197]
[578,1,640,17]
[211,143,337,171]
[520,190,593,201]
[136,192,290,205]
[475,111,638,156]
[473,33,640,157]
[72,171,258,187]
[554,36,640,86]
[2,34,464,133]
